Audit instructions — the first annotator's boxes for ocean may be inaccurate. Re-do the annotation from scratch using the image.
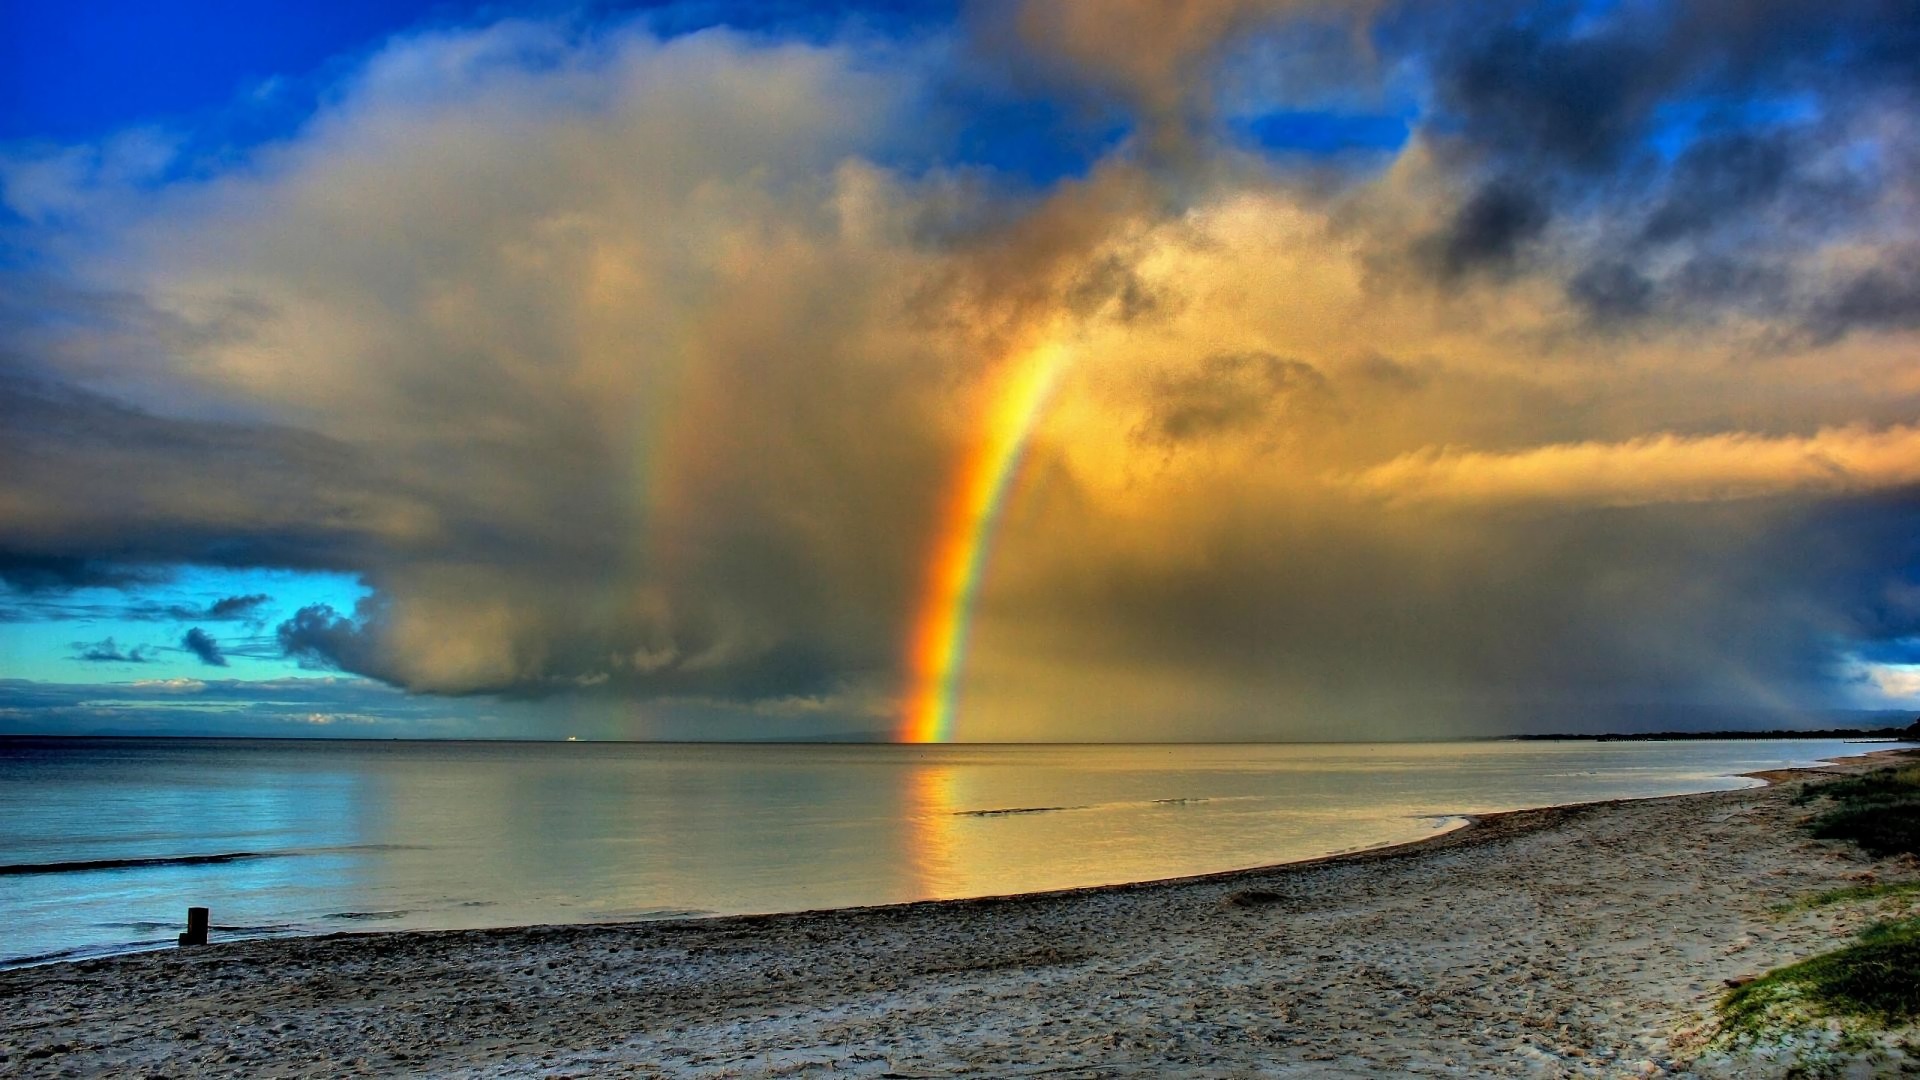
[0,737,1899,967]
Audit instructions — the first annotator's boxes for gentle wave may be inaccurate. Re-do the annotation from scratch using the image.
[953,794,1261,818]
[2,942,149,967]
[0,852,277,876]
[3,920,305,969]
[98,919,301,933]
[952,805,1089,817]
[594,907,717,921]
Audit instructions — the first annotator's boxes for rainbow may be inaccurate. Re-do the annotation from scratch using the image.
[899,342,1069,743]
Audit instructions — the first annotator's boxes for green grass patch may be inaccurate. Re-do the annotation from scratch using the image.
[1792,764,1920,804]
[1712,761,1920,1060]
[1782,880,1920,913]
[1795,764,1920,859]
[1719,917,1920,1042]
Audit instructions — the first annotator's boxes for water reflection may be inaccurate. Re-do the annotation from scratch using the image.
[903,758,960,901]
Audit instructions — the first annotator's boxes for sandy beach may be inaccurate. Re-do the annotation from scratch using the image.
[5,749,1915,1078]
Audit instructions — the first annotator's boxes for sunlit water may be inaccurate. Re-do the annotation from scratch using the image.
[0,737,1905,967]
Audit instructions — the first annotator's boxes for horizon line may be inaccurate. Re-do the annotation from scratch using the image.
[3,729,1914,747]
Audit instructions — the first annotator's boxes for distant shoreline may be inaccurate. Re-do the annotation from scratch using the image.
[1510,723,1920,742]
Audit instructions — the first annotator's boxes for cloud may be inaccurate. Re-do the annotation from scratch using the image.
[0,23,931,706]
[1430,180,1547,279]
[1348,425,1920,509]
[1852,662,1920,704]
[0,128,179,224]
[1138,351,1332,446]
[983,0,1369,159]
[203,593,271,620]
[275,603,386,677]
[0,590,274,625]
[0,374,436,575]
[180,627,228,667]
[0,552,166,593]
[71,637,151,663]
[119,593,275,623]
[1401,0,1920,334]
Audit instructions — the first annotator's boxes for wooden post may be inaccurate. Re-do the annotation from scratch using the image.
[178,906,209,947]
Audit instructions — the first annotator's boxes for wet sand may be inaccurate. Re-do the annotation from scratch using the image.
[5,749,1915,1077]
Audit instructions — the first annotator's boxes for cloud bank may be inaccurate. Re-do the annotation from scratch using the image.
[3,2,1919,738]
[1352,425,1920,508]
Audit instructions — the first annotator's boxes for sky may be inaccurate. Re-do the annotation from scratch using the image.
[2,0,1919,741]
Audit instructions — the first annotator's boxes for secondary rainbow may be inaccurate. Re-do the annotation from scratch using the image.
[899,342,1069,743]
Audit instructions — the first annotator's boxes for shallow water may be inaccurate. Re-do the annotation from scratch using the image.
[0,737,1900,966]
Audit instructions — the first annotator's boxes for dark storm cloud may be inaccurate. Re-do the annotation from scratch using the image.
[1420,0,1920,177]
[0,552,164,593]
[1565,261,1656,322]
[1007,491,1920,738]
[1636,131,1797,247]
[180,627,228,667]
[1431,180,1548,279]
[0,372,426,574]
[1811,255,1920,340]
[1064,253,1172,324]
[71,637,151,664]
[275,604,392,680]
[1140,351,1332,446]
[1425,6,1665,176]
[273,600,846,702]
[0,356,878,701]
[1400,0,1920,333]
[204,594,271,620]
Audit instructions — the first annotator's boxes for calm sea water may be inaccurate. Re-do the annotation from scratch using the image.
[0,737,1902,967]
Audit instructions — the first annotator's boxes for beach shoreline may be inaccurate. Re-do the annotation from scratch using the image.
[5,747,1916,1076]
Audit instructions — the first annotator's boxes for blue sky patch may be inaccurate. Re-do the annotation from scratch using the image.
[1240,109,1412,157]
